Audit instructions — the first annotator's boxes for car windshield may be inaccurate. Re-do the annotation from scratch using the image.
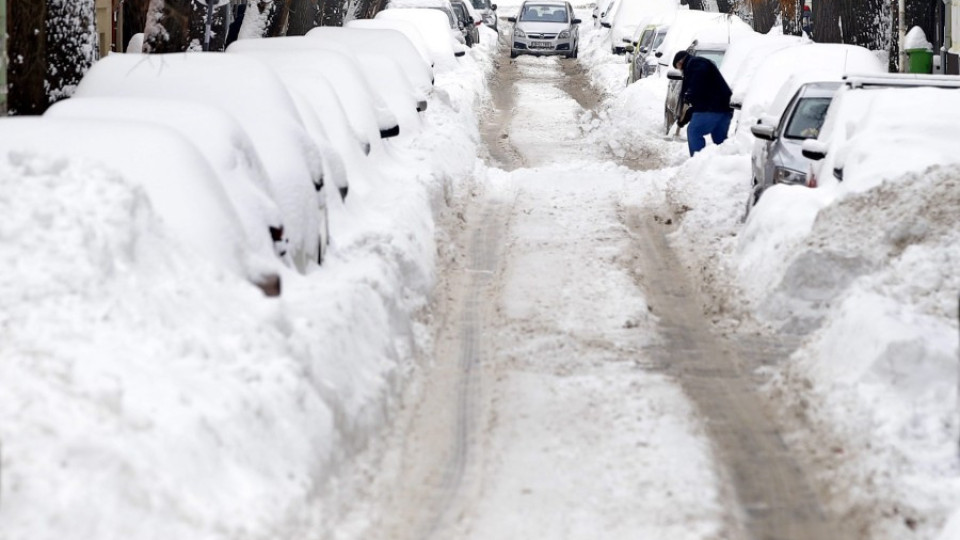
[519,4,568,22]
[696,50,725,66]
[784,97,832,139]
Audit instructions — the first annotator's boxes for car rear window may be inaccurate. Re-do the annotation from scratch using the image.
[785,97,832,139]
[520,4,568,22]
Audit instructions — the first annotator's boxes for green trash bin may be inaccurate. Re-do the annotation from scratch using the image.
[906,48,934,74]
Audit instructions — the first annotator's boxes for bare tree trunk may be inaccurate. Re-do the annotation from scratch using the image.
[264,0,293,36]
[122,0,153,50]
[716,0,736,13]
[780,0,801,35]
[286,0,319,35]
[8,0,47,115]
[840,0,889,50]
[748,0,778,33]
[812,0,842,42]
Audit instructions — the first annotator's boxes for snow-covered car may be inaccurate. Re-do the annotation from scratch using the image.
[801,74,960,190]
[345,18,435,68]
[306,26,434,112]
[733,43,885,141]
[226,37,404,140]
[45,97,293,275]
[0,117,282,295]
[451,0,482,46]
[388,0,468,46]
[663,41,729,133]
[653,10,753,71]
[375,7,468,69]
[470,0,498,31]
[603,0,676,55]
[748,80,840,205]
[507,0,581,59]
[596,0,617,30]
[626,24,669,83]
[73,53,328,271]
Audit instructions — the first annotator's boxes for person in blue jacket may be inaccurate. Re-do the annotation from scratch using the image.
[673,50,733,156]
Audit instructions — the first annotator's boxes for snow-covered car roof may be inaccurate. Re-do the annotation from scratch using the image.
[389,0,460,29]
[608,0,676,43]
[226,36,401,137]
[345,18,434,68]
[281,33,422,135]
[376,8,465,69]
[45,97,285,278]
[0,117,248,278]
[73,53,324,271]
[829,87,960,192]
[738,43,885,131]
[306,26,434,100]
[722,34,804,98]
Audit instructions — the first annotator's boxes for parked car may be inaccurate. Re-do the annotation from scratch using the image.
[654,10,752,72]
[603,0,675,54]
[306,26,434,111]
[592,0,616,28]
[451,0,481,46]
[0,117,282,295]
[74,53,328,271]
[389,0,469,45]
[507,0,580,59]
[46,97,293,277]
[663,41,728,133]
[346,17,436,68]
[626,24,669,83]
[747,81,840,205]
[470,0,498,31]
[375,8,468,69]
[802,73,960,190]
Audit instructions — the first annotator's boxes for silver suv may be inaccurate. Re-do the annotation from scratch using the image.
[508,1,581,59]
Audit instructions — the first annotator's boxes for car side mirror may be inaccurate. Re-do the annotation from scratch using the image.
[750,124,776,141]
[801,139,828,161]
[507,15,516,22]
[455,50,466,57]
[666,68,683,81]
[592,13,598,18]
[572,18,581,24]
[625,45,635,53]
[601,22,611,28]
[654,51,662,58]
[639,46,648,53]
[729,99,742,110]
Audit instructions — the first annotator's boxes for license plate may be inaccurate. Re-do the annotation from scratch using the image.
[530,41,552,49]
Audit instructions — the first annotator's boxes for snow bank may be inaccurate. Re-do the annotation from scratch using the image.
[0,26,496,540]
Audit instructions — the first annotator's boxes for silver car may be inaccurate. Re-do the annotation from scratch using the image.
[471,0,499,31]
[508,1,581,59]
[749,81,840,205]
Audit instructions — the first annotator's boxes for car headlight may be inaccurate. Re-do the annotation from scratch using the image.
[514,27,525,37]
[773,167,806,185]
[558,30,570,39]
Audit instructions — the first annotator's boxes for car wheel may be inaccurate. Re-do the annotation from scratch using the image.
[573,46,579,59]
[510,50,518,59]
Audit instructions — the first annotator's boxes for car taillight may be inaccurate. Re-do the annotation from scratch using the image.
[807,174,817,188]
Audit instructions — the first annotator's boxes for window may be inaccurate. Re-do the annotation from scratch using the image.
[695,50,725,66]
[520,4,568,22]
[784,97,832,139]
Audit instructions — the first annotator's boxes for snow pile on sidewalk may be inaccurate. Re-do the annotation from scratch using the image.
[0,35,495,540]
[579,16,960,539]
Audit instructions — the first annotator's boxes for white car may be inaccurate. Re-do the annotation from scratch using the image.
[802,74,960,190]
[0,117,277,292]
[345,18,435,68]
[306,26,434,111]
[45,98,291,278]
[375,7,468,70]
[74,53,328,271]
[388,0,468,45]
[603,0,676,54]
[226,37,402,140]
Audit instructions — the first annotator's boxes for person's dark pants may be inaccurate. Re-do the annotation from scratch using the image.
[686,111,733,156]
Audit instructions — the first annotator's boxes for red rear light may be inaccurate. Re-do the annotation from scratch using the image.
[476,20,482,26]
[808,174,817,188]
